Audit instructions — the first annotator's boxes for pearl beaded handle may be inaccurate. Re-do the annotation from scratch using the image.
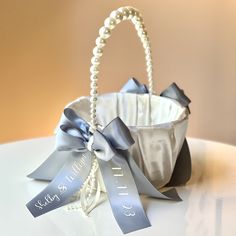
[90,6,153,131]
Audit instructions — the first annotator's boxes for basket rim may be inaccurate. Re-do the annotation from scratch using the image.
[65,92,189,129]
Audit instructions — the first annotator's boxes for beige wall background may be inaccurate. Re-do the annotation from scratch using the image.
[0,0,236,144]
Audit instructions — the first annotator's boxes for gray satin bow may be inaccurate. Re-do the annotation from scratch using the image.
[27,108,153,233]
[57,108,134,161]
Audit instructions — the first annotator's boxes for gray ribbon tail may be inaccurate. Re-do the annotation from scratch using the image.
[126,152,181,201]
[27,150,70,181]
[97,155,151,234]
[160,83,192,186]
[165,139,191,187]
[26,151,92,217]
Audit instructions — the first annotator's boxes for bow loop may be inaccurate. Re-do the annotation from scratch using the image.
[120,78,148,94]
[102,117,134,150]
[64,108,90,141]
[56,125,87,152]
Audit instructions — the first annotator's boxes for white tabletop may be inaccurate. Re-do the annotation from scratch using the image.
[0,137,236,236]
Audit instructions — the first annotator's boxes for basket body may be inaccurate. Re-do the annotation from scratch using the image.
[58,92,189,188]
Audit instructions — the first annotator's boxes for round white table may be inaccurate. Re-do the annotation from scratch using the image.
[0,137,236,236]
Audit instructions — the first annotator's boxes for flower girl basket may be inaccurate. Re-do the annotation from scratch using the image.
[27,6,191,234]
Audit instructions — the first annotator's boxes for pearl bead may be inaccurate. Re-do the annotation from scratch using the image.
[99,26,111,39]
[146,58,152,65]
[90,74,98,81]
[127,7,135,19]
[90,80,97,86]
[135,23,145,32]
[141,34,149,42]
[90,107,96,113]
[138,29,147,38]
[147,66,152,73]
[91,80,97,86]
[90,109,96,115]
[141,38,148,46]
[134,10,140,17]
[118,7,129,20]
[90,86,97,94]
[91,91,97,97]
[91,56,100,65]
[147,73,151,78]
[90,92,98,98]
[145,55,151,63]
[90,65,99,74]
[90,108,96,115]
[90,90,97,96]
[93,47,103,56]
[145,55,152,62]
[90,93,97,100]
[143,41,149,50]
[95,37,106,48]
[146,60,152,68]
[104,17,116,30]
[148,70,153,76]
[145,51,151,59]
[110,10,123,24]
[144,44,151,52]
[90,103,96,109]
[132,16,143,25]
[90,114,96,122]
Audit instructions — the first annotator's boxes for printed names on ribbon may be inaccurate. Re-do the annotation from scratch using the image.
[64,156,86,183]
[27,152,92,217]
[34,194,60,210]
[98,154,151,234]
